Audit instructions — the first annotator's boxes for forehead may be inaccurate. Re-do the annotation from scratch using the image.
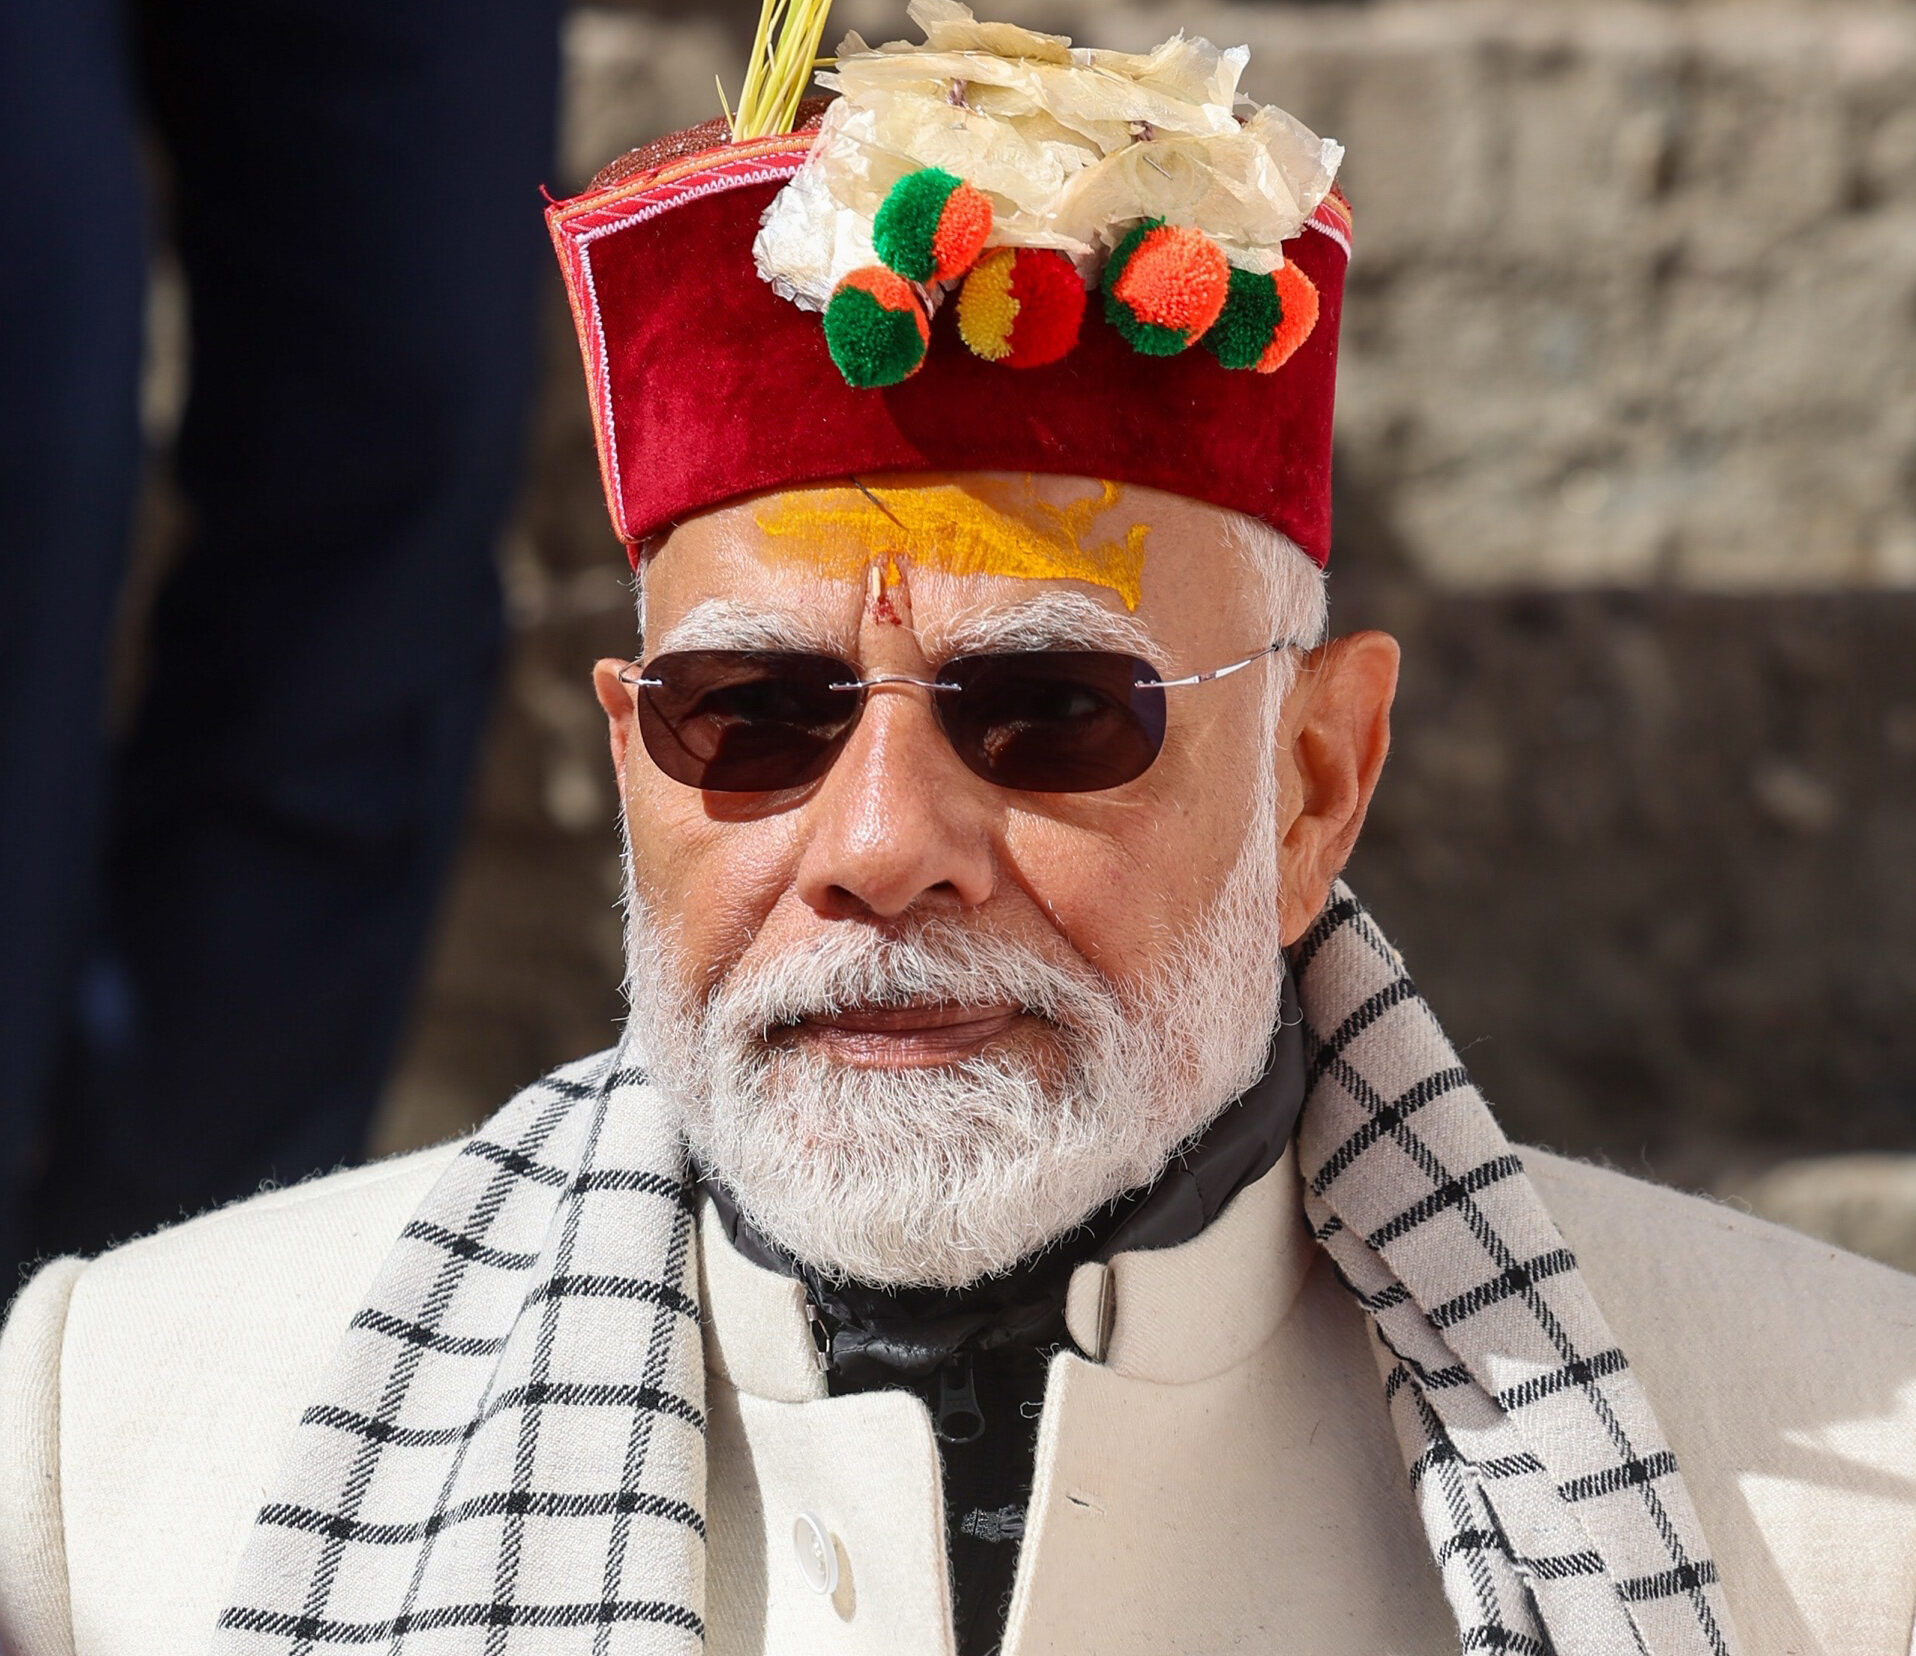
[643,472,1243,636]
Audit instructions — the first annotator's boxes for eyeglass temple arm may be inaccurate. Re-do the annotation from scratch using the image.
[1149,637,1308,690]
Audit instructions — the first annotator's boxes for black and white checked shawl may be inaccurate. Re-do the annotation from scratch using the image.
[1294,888,1739,1656]
[216,885,1741,1655]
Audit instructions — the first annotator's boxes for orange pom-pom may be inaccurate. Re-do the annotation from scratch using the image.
[928,183,994,284]
[1256,262,1321,373]
[1102,221,1232,355]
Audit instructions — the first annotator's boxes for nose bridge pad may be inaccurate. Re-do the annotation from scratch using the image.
[925,688,977,781]
[811,697,867,785]
[840,679,960,786]
[846,676,973,775]
[816,684,983,854]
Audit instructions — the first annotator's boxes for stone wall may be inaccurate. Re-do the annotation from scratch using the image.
[378,0,1916,1264]
[1262,0,1916,591]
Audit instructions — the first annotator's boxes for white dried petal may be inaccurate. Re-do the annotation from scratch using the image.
[905,0,1074,64]
[1082,36,1248,111]
[757,1,1341,306]
[754,166,876,311]
[1243,102,1347,200]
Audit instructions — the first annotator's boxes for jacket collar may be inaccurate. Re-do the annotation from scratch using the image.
[699,1144,1318,1401]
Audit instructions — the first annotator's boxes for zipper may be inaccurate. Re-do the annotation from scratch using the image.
[935,1351,986,1443]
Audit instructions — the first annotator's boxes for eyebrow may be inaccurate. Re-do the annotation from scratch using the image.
[652,599,840,655]
[651,589,1163,662]
[928,590,1161,661]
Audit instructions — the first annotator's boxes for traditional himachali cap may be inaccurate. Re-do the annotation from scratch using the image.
[546,0,1353,569]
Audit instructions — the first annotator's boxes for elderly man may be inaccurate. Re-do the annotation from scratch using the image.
[4,7,1915,1655]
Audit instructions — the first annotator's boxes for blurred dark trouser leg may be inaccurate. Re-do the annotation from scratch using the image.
[0,0,145,1294]
[25,0,561,1256]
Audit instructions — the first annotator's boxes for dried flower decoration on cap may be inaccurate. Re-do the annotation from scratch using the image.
[754,0,1343,383]
[545,0,1354,567]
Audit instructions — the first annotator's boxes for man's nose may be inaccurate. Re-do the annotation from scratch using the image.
[792,687,996,920]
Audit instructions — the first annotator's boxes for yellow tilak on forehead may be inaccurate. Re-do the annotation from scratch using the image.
[752,478,1151,611]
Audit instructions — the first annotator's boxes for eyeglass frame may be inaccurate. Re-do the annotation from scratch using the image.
[612,634,1314,795]
[616,636,1311,699]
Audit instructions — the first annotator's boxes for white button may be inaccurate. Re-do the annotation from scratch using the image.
[792,1511,840,1596]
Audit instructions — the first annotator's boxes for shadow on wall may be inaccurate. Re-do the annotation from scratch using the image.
[1333,451,1916,1213]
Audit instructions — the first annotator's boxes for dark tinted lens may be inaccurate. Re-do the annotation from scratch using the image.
[937,652,1167,792]
[635,651,862,791]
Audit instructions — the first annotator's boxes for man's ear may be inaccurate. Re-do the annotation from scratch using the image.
[593,659,636,796]
[1274,631,1400,946]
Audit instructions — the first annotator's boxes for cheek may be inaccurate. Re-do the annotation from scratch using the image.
[1010,696,1269,978]
[625,781,798,988]
[1000,786,1249,983]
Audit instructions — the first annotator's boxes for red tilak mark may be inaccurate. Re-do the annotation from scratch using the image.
[866,556,906,626]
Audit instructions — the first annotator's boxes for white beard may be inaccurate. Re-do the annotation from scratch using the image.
[625,773,1285,1290]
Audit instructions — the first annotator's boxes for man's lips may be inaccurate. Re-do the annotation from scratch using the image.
[774,1002,1027,1068]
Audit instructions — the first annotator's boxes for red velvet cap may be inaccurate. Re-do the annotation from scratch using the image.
[548,116,1352,568]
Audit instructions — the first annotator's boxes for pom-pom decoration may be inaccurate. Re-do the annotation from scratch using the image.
[1206,259,1321,374]
[1258,261,1320,373]
[957,247,1087,369]
[823,267,930,388]
[873,168,995,285]
[1205,266,1283,370]
[1102,219,1231,356]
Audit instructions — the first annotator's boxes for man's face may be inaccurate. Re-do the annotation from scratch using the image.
[595,472,1395,1286]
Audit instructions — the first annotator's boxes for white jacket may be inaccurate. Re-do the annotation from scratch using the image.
[3,1140,1915,1655]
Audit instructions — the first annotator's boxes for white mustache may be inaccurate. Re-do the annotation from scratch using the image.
[705,918,1122,1048]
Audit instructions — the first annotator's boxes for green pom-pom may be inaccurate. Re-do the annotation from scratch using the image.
[1109,311,1191,356]
[873,168,963,282]
[1205,267,1285,370]
[823,271,929,388]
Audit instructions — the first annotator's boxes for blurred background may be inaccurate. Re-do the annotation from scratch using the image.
[12,0,1916,1281]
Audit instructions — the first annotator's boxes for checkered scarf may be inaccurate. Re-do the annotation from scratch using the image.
[216,884,1740,1655]
[1296,887,1739,1656]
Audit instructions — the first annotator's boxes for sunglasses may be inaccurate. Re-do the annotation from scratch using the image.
[618,638,1302,795]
